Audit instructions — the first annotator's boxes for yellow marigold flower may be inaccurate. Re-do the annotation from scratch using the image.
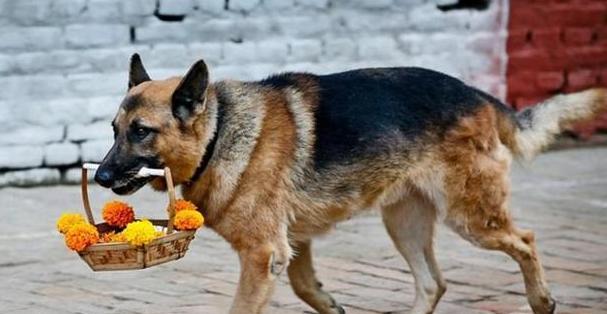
[99,231,126,243]
[110,232,127,243]
[102,200,135,228]
[174,199,198,212]
[174,210,204,231]
[56,213,86,234]
[122,220,157,246]
[64,223,99,252]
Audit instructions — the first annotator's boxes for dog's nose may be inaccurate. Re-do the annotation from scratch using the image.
[95,168,115,188]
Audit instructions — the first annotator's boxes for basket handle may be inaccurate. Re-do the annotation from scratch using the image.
[81,163,178,234]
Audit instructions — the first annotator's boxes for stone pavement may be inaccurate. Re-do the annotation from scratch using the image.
[1,147,606,314]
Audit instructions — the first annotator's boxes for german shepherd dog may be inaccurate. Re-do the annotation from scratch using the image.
[95,54,606,314]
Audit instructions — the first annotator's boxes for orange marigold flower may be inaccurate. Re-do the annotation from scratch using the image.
[174,199,198,212]
[64,223,99,252]
[99,231,115,243]
[174,210,204,231]
[102,200,135,228]
[56,213,86,234]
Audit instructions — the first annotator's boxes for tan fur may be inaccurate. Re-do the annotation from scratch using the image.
[108,61,607,314]
[513,88,607,160]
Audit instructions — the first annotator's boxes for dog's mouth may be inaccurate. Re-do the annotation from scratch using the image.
[111,176,153,195]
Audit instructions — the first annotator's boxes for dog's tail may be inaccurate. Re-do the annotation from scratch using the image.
[504,88,607,160]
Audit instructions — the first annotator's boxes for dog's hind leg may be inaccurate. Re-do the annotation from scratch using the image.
[287,240,345,314]
[381,191,446,314]
[442,137,555,313]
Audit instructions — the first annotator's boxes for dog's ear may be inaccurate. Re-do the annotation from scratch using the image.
[128,53,151,89]
[172,60,209,122]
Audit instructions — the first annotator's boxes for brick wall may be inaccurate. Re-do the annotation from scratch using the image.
[507,0,607,138]
[0,0,508,186]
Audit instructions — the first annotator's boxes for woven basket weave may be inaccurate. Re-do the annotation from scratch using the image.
[78,164,195,271]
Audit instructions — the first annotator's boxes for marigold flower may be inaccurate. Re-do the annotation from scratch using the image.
[122,220,157,246]
[99,231,127,243]
[102,200,135,228]
[174,199,198,212]
[110,232,127,243]
[64,223,99,252]
[99,231,115,243]
[56,213,86,234]
[174,210,204,231]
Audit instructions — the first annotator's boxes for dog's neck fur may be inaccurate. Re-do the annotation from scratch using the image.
[185,85,223,183]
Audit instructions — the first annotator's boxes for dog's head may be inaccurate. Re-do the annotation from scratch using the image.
[95,54,214,195]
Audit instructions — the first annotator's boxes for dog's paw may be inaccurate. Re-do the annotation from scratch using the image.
[328,295,345,314]
[548,297,556,314]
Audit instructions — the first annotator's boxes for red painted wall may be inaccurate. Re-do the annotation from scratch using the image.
[507,0,607,138]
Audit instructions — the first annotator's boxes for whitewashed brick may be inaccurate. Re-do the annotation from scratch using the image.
[408,4,469,32]
[65,24,130,48]
[342,12,409,32]
[0,102,14,132]
[237,18,275,41]
[44,142,80,166]
[16,98,91,127]
[398,33,464,55]
[6,0,52,25]
[63,167,94,184]
[84,0,122,22]
[264,0,294,9]
[67,72,125,98]
[14,52,49,74]
[256,40,288,63]
[0,126,63,146]
[276,16,330,37]
[229,0,260,12]
[68,122,113,142]
[296,0,328,9]
[196,0,225,14]
[323,38,357,61]
[289,39,322,62]
[122,0,157,16]
[189,42,223,64]
[0,54,12,73]
[0,145,44,169]
[351,0,393,9]
[158,0,194,16]
[358,36,401,60]
[0,168,61,187]
[136,22,190,42]
[87,96,122,121]
[185,19,234,41]
[148,43,192,69]
[0,27,62,51]
[81,139,113,162]
[224,42,257,64]
[46,50,86,72]
[51,0,87,18]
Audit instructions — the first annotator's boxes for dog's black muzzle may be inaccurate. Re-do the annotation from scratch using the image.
[94,144,160,195]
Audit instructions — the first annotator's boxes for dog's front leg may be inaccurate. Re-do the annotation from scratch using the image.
[229,241,290,314]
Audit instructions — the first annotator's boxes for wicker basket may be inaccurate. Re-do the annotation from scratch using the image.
[78,163,196,271]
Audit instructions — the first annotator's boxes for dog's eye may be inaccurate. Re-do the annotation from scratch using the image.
[134,127,151,140]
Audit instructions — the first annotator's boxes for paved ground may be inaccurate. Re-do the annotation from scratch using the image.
[1,148,606,314]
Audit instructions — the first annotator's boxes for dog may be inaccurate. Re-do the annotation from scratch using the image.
[94,53,606,314]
